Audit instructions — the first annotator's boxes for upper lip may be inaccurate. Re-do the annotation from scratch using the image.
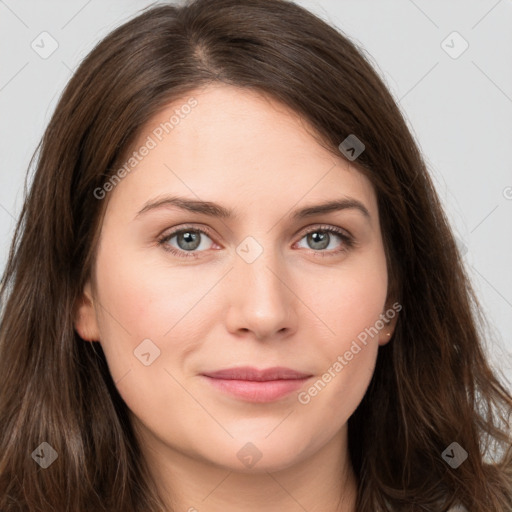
[201,366,312,381]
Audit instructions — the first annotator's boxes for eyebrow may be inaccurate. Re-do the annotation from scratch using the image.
[135,195,370,221]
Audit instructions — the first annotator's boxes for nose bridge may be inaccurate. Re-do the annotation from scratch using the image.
[235,233,287,302]
[225,233,295,338]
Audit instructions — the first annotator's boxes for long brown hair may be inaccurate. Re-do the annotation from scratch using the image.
[1,0,511,510]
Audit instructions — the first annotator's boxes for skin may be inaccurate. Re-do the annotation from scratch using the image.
[75,84,397,512]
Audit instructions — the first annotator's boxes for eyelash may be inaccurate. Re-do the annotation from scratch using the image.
[157,224,355,259]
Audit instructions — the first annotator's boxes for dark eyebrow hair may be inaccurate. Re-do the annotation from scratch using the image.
[135,195,371,221]
[291,198,370,220]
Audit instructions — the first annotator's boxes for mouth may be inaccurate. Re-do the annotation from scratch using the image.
[200,366,313,403]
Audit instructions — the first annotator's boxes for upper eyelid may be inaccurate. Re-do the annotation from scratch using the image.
[162,224,215,241]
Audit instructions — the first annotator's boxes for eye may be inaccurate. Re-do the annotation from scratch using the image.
[157,226,215,258]
[295,225,354,256]
[157,224,354,259]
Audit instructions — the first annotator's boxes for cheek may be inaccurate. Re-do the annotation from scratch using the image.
[91,247,193,428]
[297,341,378,441]
[94,238,199,340]
[294,251,387,410]
[92,236,219,391]
[303,250,388,346]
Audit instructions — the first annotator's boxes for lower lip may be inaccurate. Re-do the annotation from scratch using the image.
[202,376,311,402]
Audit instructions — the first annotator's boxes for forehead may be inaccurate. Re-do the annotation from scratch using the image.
[106,84,377,221]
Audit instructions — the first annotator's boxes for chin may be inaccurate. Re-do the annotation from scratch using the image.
[203,435,312,474]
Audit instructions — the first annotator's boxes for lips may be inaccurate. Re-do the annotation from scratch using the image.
[201,366,313,402]
[202,366,311,381]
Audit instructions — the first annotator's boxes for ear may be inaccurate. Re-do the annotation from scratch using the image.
[377,299,400,346]
[73,281,100,342]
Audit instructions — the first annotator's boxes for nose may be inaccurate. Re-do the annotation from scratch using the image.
[224,239,298,341]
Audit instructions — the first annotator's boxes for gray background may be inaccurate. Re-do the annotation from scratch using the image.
[1,0,511,383]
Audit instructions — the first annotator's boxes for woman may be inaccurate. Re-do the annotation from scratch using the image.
[0,0,510,510]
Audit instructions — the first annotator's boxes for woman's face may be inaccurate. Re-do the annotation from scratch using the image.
[75,84,394,474]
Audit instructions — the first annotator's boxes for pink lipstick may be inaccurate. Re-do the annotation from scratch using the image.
[201,366,312,403]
